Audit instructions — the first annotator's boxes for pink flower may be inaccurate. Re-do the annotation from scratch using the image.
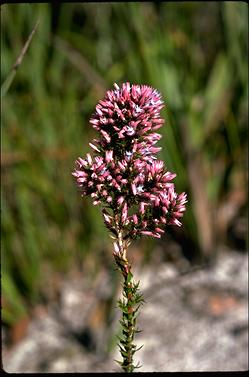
[140,231,155,237]
[139,202,146,215]
[121,202,128,223]
[132,214,138,225]
[102,210,112,225]
[88,83,165,159]
[89,142,100,152]
[131,183,137,195]
[72,82,187,240]
[105,150,113,163]
[117,196,125,205]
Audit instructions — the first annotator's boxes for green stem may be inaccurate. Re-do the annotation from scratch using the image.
[113,237,144,373]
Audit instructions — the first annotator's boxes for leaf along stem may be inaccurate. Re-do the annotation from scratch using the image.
[113,234,144,373]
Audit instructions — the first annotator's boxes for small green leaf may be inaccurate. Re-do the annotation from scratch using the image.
[135,344,144,352]
[114,359,123,366]
[135,328,142,334]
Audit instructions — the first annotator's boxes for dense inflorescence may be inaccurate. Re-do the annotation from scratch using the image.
[72,82,187,240]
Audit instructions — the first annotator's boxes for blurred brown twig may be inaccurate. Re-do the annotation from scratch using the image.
[1,19,40,97]
[53,35,107,95]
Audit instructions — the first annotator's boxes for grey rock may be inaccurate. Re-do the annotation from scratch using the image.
[2,249,248,372]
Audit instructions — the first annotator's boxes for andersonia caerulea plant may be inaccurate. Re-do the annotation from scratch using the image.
[72,82,187,372]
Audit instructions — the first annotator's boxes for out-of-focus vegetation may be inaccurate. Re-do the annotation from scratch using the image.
[1,2,248,331]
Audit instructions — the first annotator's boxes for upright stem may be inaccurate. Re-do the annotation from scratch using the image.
[113,232,144,373]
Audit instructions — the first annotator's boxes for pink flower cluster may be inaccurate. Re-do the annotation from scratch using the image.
[72,83,187,239]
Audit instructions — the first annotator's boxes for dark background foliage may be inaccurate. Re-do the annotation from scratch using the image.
[1,2,248,341]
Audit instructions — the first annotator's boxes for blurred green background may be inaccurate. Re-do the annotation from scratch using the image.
[1,2,248,339]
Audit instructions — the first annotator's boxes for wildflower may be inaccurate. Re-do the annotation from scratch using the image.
[137,185,144,194]
[72,83,187,372]
[105,150,113,163]
[121,202,128,223]
[125,151,133,160]
[73,84,187,235]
